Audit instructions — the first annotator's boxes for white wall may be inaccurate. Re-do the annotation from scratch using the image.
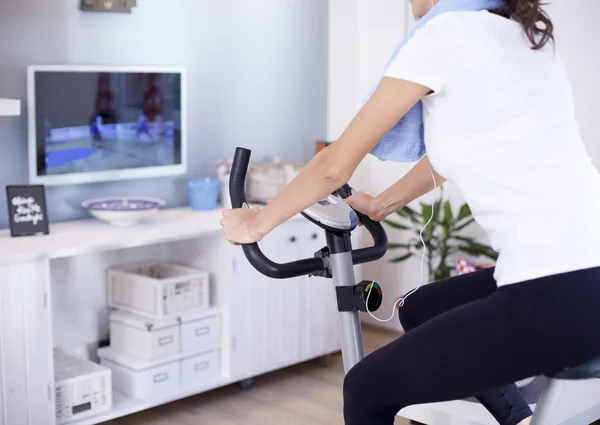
[547,1,600,168]
[328,0,600,331]
[0,0,328,228]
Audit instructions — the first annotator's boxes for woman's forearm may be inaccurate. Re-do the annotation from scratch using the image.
[252,147,349,238]
[372,154,445,219]
[249,77,433,239]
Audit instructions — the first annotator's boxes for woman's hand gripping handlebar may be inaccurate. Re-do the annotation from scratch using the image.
[229,147,325,279]
[228,147,388,279]
[334,185,388,265]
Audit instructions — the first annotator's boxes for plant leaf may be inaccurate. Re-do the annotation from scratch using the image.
[434,265,452,281]
[456,245,482,256]
[454,218,475,232]
[443,200,453,225]
[464,240,496,252]
[388,243,411,249]
[441,222,451,239]
[402,205,417,216]
[396,206,421,224]
[383,220,410,231]
[453,235,476,244]
[457,245,499,261]
[457,203,472,221]
[390,252,413,263]
[421,203,433,223]
[432,199,442,224]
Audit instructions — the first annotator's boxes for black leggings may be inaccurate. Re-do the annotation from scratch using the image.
[343,266,600,425]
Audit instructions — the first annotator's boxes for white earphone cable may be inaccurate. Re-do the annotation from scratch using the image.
[365,165,438,322]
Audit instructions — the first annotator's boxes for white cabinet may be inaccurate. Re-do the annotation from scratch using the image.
[0,261,54,425]
[0,209,342,425]
[230,220,340,379]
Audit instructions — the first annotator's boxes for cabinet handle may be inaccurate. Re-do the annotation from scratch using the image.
[195,326,210,337]
[289,236,297,243]
[194,361,209,372]
[311,233,318,240]
[153,372,169,383]
[158,335,174,346]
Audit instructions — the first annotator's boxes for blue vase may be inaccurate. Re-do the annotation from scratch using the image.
[188,178,221,211]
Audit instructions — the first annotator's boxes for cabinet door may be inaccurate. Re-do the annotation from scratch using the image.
[229,220,343,380]
[297,225,341,360]
[0,261,54,425]
[230,221,306,378]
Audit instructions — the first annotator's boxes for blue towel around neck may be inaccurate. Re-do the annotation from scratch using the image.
[365,0,504,162]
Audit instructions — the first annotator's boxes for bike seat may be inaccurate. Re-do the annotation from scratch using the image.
[548,356,600,380]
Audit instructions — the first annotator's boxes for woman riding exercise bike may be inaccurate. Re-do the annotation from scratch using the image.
[221,0,600,424]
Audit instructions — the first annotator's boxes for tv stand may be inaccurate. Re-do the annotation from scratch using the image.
[0,207,341,425]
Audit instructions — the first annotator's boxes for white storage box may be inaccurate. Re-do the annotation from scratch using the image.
[110,310,180,360]
[54,348,112,424]
[180,312,221,354]
[98,347,180,400]
[181,350,220,388]
[108,262,210,319]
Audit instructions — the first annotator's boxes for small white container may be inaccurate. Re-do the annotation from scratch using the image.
[110,310,180,360]
[181,350,220,388]
[98,347,180,400]
[54,348,112,424]
[179,312,221,354]
[108,262,210,319]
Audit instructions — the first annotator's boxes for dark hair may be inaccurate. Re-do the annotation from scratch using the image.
[493,0,554,50]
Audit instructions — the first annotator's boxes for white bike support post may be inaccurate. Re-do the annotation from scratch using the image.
[330,250,365,373]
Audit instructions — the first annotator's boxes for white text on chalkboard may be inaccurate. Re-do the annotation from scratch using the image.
[12,196,44,225]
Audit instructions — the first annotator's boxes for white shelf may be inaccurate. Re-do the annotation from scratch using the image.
[0,98,21,116]
[0,208,224,266]
[0,206,304,266]
[67,377,231,425]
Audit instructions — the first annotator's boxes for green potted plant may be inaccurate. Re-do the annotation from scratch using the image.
[384,188,498,281]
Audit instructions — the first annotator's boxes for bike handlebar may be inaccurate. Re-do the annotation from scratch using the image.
[229,148,325,278]
[228,147,387,279]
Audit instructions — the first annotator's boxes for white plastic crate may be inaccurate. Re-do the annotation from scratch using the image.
[109,310,181,360]
[108,262,210,319]
[54,348,112,424]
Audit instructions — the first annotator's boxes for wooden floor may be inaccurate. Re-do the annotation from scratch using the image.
[104,326,409,425]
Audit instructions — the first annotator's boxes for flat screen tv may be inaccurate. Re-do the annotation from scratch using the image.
[27,65,187,186]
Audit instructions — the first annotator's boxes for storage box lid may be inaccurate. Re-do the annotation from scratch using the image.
[97,346,182,371]
[110,310,178,331]
[54,348,108,381]
[177,308,219,325]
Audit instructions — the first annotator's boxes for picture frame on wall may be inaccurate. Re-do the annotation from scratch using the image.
[5,185,50,237]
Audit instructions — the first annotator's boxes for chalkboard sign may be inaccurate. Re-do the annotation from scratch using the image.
[6,185,50,237]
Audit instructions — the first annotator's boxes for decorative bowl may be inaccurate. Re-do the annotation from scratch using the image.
[81,196,166,227]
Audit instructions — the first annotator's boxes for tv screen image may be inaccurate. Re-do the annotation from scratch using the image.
[28,66,186,185]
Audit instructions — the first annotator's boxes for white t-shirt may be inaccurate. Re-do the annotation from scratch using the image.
[384,10,600,286]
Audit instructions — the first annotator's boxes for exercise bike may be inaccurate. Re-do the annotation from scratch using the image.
[228,147,600,425]
[229,147,387,374]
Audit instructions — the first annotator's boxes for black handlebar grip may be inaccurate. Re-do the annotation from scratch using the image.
[336,184,388,265]
[228,147,325,279]
[229,147,251,208]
